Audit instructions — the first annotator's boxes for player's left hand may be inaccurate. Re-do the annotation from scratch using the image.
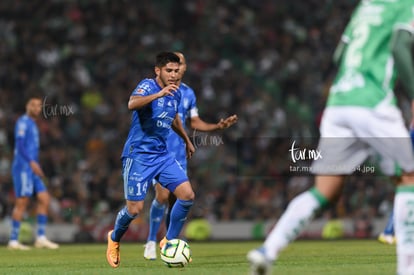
[217,114,238,129]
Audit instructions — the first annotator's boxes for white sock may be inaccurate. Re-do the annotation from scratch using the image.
[263,189,325,261]
[395,186,414,275]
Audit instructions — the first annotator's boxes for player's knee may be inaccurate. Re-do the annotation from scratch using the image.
[179,189,195,201]
[15,197,29,210]
[174,181,195,200]
[155,189,170,204]
[126,202,144,216]
[41,197,50,206]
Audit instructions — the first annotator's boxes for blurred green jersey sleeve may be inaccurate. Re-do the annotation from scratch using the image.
[391,29,414,100]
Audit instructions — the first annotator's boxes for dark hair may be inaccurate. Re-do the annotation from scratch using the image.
[24,93,42,104]
[155,52,180,68]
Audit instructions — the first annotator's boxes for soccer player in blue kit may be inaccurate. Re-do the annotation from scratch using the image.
[144,52,238,260]
[106,52,196,268]
[8,95,59,250]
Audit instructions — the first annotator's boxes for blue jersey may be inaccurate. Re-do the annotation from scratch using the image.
[11,114,46,197]
[121,78,181,164]
[166,82,198,170]
[12,114,39,168]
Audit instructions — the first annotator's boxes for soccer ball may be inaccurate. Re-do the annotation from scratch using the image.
[160,239,191,267]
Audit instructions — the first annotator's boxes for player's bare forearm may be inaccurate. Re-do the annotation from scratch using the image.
[128,84,179,110]
[190,114,238,131]
[190,117,218,131]
[128,95,159,110]
[172,115,195,158]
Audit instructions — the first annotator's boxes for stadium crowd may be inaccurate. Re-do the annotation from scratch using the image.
[0,0,395,240]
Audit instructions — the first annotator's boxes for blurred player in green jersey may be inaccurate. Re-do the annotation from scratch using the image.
[248,1,414,274]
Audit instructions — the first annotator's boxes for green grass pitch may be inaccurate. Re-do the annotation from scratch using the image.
[0,240,396,274]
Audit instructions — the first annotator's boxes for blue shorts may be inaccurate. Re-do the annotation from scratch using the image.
[12,166,47,198]
[122,156,188,201]
[151,156,187,186]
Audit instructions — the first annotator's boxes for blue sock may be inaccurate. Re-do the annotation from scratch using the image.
[383,210,394,235]
[147,199,166,242]
[10,219,20,241]
[166,199,193,240]
[112,206,137,242]
[165,207,171,231]
[37,214,47,237]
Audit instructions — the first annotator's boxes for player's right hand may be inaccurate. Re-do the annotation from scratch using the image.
[30,160,45,178]
[158,84,179,97]
[218,114,238,129]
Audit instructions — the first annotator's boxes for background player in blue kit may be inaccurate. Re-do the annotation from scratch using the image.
[106,52,196,268]
[8,95,59,250]
[144,52,238,260]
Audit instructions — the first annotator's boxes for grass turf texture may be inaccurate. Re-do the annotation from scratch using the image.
[0,240,395,274]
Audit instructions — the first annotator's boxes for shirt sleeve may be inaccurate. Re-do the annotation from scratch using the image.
[15,120,33,162]
[131,79,152,96]
[188,88,199,118]
[391,28,414,99]
[16,137,32,162]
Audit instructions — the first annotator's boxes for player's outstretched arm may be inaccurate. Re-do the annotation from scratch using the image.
[190,114,238,131]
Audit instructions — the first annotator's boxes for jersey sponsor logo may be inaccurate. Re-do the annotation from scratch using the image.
[158,98,164,107]
[137,82,151,93]
[156,120,172,129]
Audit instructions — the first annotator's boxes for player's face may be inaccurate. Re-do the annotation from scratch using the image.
[26,98,42,118]
[156,62,180,87]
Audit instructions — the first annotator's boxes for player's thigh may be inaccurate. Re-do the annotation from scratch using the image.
[173,181,194,201]
[155,183,170,203]
[360,107,414,175]
[122,157,158,201]
[12,168,34,197]
[312,107,371,174]
[157,158,190,195]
